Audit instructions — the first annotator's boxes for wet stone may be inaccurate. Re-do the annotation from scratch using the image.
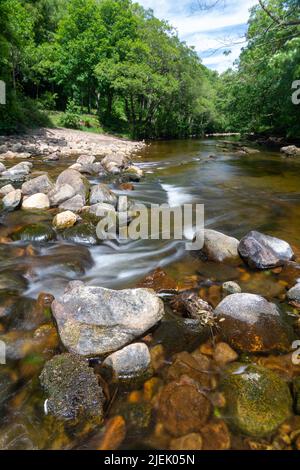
[51,281,164,356]
[158,381,211,437]
[12,223,56,243]
[238,231,294,269]
[61,223,98,246]
[214,293,293,353]
[220,363,292,437]
[40,353,105,421]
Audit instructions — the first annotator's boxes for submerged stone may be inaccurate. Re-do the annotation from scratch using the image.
[40,353,105,421]
[158,381,211,437]
[220,363,292,437]
[214,293,293,353]
[61,223,98,245]
[103,343,151,381]
[51,281,164,356]
[12,223,56,243]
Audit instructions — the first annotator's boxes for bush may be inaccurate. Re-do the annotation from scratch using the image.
[58,100,81,129]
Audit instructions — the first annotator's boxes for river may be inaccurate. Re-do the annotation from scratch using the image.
[0,137,300,449]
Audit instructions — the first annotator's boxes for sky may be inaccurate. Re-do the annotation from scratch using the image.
[138,0,259,73]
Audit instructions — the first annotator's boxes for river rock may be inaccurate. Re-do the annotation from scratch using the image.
[48,184,76,206]
[158,381,211,437]
[58,194,85,212]
[82,202,116,222]
[222,281,241,295]
[238,231,294,269]
[280,145,300,157]
[51,281,164,356]
[90,183,117,207]
[220,363,292,437]
[12,223,56,242]
[77,155,95,165]
[22,193,50,210]
[0,163,6,173]
[56,169,89,200]
[287,284,300,306]
[40,353,105,421]
[101,153,127,171]
[196,229,239,263]
[2,162,32,178]
[103,343,151,381]
[0,184,15,197]
[0,151,16,160]
[53,211,77,230]
[2,189,22,210]
[21,174,54,195]
[61,223,98,245]
[214,293,293,353]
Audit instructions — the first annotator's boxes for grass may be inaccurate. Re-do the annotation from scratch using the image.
[47,110,105,134]
[47,109,132,139]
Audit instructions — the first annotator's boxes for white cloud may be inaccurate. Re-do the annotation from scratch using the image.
[138,0,259,72]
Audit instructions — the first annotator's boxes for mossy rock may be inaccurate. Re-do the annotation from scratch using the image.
[220,363,292,438]
[61,223,98,246]
[12,223,56,243]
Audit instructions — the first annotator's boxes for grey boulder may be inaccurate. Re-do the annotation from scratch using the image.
[103,343,151,381]
[56,169,89,200]
[51,281,164,356]
[195,229,240,263]
[2,189,22,210]
[238,231,294,269]
[90,183,117,207]
[21,174,54,195]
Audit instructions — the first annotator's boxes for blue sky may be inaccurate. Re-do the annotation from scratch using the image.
[138,0,259,73]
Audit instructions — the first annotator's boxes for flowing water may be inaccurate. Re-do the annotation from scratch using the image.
[1,138,300,449]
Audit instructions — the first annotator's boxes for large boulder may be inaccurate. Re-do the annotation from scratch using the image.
[215,293,293,353]
[103,343,151,381]
[51,281,164,356]
[22,193,50,210]
[40,353,105,421]
[196,229,239,263]
[2,189,22,210]
[0,184,15,197]
[56,169,89,201]
[48,184,76,206]
[238,231,294,269]
[21,174,54,195]
[2,162,32,178]
[220,363,292,437]
[89,183,117,207]
[58,194,85,212]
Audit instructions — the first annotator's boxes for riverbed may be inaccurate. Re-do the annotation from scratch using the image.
[0,137,300,450]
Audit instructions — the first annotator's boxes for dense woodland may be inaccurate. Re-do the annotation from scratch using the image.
[0,0,299,139]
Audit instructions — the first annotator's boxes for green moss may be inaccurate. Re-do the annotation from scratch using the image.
[220,363,292,438]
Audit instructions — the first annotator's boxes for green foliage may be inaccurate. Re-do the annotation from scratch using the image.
[217,0,300,138]
[58,99,81,129]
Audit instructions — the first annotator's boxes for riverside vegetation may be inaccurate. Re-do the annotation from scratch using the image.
[0,0,299,139]
[0,0,300,452]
